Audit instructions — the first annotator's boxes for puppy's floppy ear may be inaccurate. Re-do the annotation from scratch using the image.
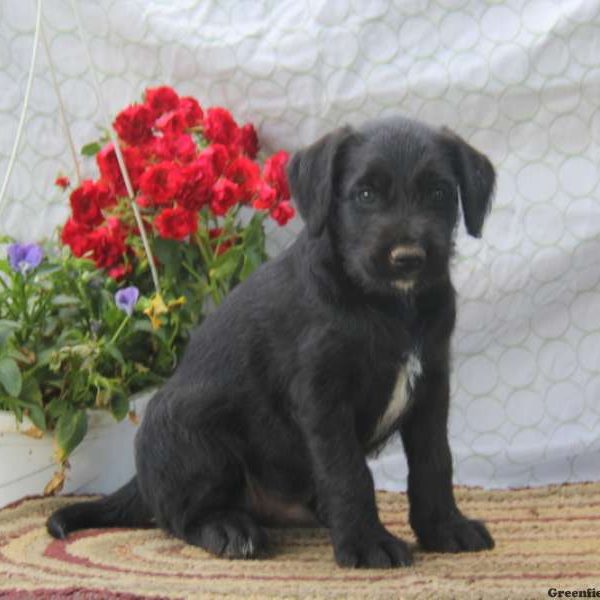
[287,126,354,237]
[440,127,496,238]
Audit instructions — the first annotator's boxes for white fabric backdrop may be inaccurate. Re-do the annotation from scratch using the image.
[1,0,599,489]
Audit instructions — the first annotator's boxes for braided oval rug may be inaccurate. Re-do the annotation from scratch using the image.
[0,483,598,599]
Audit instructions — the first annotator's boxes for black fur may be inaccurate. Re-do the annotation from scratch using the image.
[47,116,496,568]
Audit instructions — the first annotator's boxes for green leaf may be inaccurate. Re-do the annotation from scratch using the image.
[242,214,265,246]
[56,410,88,459]
[209,248,243,280]
[211,245,242,268]
[239,249,263,282]
[24,402,46,430]
[0,319,19,347]
[1,395,24,421]
[47,396,69,420]
[153,237,181,269]
[0,259,12,277]
[35,348,54,368]
[81,141,102,157]
[34,263,62,277]
[52,294,81,307]
[0,357,22,397]
[132,320,154,333]
[21,376,42,405]
[110,391,129,421]
[41,318,60,340]
[104,342,125,366]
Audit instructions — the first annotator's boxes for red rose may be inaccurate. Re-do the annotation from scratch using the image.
[136,195,152,208]
[168,134,197,163]
[270,200,295,226]
[97,143,145,197]
[224,156,260,203]
[70,180,115,226]
[147,133,197,164]
[252,182,278,211]
[113,104,154,146]
[94,182,115,209]
[138,161,183,206]
[177,155,215,211]
[97,143,120,193]
[144,86,180,118]
[106,263,131,280]
[263,150,290,200]
[203,107,238,145]
[61,217,93,256]
[234,123,259,158]
[154,206,198,240]
[155,109,186,137]
[210,178,240,216]
[88,217,128,270]
[200,144,231,176]
[179,97,204,127]
[122,147,146,192]
[55,175,70,189]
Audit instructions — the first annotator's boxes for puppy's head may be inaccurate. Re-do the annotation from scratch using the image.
[288,116,495,295]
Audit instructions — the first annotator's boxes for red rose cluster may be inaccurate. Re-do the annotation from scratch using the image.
[61,86,294,278]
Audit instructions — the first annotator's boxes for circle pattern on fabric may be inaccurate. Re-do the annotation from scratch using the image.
[1,0,599,490]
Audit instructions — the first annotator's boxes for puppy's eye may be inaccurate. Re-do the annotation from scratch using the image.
[355,188,378,207]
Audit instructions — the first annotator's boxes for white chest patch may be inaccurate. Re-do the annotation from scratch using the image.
[372,352,422,443]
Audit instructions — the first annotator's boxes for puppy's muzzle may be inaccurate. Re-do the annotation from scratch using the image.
[389,245,426,276]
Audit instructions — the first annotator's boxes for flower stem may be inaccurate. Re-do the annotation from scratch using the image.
[193,232,212,268]
[194,231,224,305]
[181,261,204,284]
[109,315,130,345]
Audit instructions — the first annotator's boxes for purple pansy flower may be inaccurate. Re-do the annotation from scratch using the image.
[114,286,140,316]
[7,243,44,274]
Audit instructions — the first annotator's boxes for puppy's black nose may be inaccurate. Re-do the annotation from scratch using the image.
[389,245,426,274]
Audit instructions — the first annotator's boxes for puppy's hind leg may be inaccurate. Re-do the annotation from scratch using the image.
[184,508,268,559]
[161,431,269,560]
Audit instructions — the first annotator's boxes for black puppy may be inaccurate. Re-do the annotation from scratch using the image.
[47,116,496,568]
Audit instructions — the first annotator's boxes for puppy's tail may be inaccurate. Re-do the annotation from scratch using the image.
[46,477,153,539]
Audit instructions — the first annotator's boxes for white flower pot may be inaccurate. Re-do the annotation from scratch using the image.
[0,389,155,508]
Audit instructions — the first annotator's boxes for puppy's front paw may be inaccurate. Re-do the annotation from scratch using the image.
[334,528,413,568]
[416,516,494,553]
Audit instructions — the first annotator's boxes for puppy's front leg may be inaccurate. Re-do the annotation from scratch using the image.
[400,367,495,553]
[293,375,412,568]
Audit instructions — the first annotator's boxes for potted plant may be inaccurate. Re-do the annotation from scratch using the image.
[0,86,295,507]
